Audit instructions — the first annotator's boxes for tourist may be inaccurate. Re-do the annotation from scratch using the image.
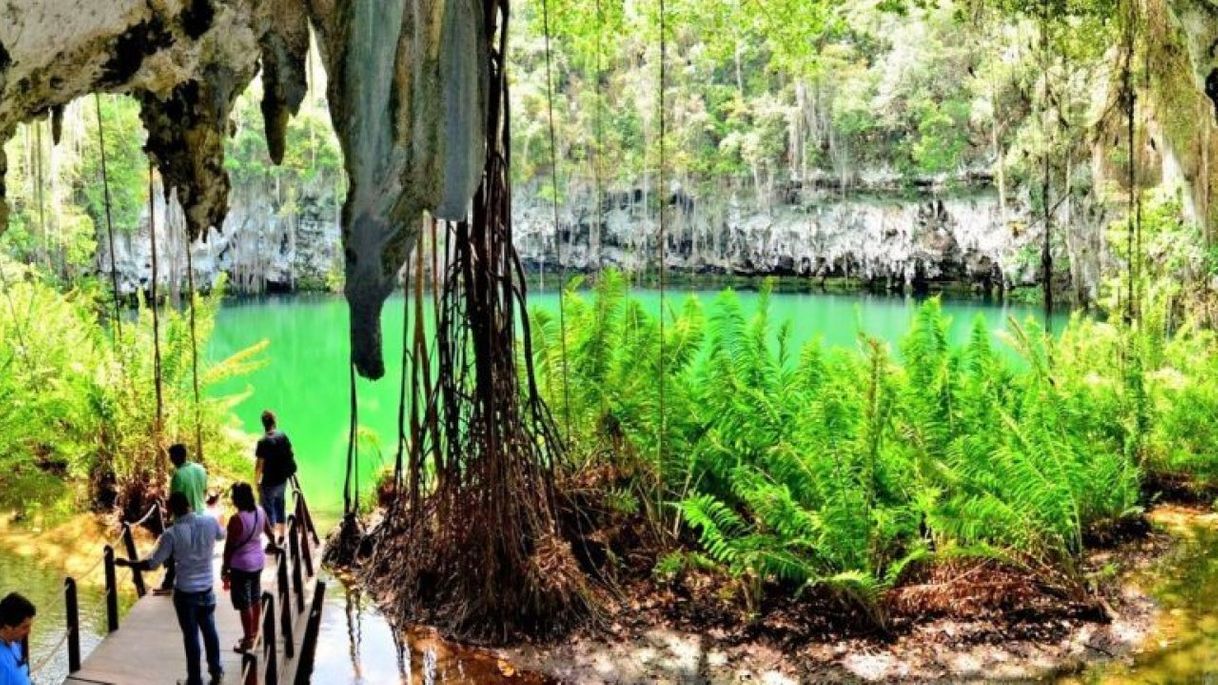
[221,482,269,653]
[158,443,209,596]
[0,593,35,685]
[117,492,225,685]
[255,410,297,546]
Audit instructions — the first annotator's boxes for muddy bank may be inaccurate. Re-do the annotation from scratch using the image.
[486,506,1217,684]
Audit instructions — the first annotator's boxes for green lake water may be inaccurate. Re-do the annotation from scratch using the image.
[205,289,1062,520]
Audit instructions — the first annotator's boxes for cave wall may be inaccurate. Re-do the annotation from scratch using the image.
[514,183,1037,293]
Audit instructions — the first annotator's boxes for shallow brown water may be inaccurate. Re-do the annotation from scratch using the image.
[1061,508,1218,684]
[310,580,553,684]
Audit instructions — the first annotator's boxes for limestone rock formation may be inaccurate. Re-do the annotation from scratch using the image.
[0,0,489,379]
[0,0,272,240]
[305,0,487,378]
[514,185,1036,292]
[1171,0,1218,119]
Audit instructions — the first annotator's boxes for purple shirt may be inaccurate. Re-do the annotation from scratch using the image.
[228,509,266,572]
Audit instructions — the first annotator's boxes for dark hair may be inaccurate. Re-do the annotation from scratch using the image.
[168,491,191,518]
[0,593,36,628]
[231,482,257,512]
[168,443,188,465]
[261,410,276,431]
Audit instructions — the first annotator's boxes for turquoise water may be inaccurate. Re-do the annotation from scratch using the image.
[205,289,1062,519]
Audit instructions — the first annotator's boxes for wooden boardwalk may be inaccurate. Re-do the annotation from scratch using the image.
[60,485,325,685]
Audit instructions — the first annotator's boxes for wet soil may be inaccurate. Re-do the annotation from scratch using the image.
[493,508,1202,683]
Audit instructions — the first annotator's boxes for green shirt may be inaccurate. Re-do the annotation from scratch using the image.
[170,461,208,515]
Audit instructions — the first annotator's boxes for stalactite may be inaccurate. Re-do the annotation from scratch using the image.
[305,0,488,379]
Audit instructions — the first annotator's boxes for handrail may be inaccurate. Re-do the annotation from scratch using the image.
[288,516,305,613]
[120,522,147,597]
[104,546,119,633]
[290,475,320,545]
[65,577,81,672]
[294,495,314,577]
[277,547,294,660]
[263,590,279,685]
[292,581,326,685]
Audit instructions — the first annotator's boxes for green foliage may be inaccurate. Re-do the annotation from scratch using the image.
[78,96,147,235]
[0,259,265,514]
[529,273,1217,617]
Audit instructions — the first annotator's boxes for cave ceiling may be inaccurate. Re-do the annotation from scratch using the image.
[0,0,487,379]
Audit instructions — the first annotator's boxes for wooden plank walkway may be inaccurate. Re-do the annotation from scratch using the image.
[62,486,325,685]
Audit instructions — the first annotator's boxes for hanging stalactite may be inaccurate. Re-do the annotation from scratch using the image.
[330,0,594,641]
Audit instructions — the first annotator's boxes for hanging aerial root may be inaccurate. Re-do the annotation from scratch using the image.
[322,512,366,568]
[349,487,597,643]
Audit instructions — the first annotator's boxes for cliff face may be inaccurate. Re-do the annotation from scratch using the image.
[112,179,1037,297]
[514,185,1034,292]
[99,185,340,297]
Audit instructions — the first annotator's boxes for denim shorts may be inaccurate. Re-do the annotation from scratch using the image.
[260,481,287,525]
[228,568,262,611]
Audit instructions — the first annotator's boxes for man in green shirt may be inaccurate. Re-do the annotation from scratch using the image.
[157,443,208,595]
[170,443,208,514]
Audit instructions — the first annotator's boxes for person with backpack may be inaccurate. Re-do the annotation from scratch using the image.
[254,410,297,545]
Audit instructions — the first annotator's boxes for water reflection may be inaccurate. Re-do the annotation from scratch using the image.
[313,575,552,684]
[1063,509,1218,684]
[0,517,137,685]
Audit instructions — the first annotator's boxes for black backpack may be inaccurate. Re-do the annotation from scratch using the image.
[259,431,298,484]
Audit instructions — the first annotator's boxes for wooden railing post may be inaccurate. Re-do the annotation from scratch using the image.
[294,496,314,578]
[288,516,304,613]
[277,550,294,660]
[64,577,81,672]
[121,522,147,597]
[103,545,119,632]
[262,591,278,685]
[292,581,326,685]
[291,476,319,545]
[241,651,258,685]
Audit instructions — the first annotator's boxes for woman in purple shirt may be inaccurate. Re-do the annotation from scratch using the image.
[221,482,269,653]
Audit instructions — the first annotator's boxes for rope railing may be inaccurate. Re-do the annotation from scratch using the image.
[25,515,151,680]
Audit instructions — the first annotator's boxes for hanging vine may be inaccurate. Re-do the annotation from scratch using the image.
[95,94,124,342]
[148,164,165,477]
[541,0,573,440]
